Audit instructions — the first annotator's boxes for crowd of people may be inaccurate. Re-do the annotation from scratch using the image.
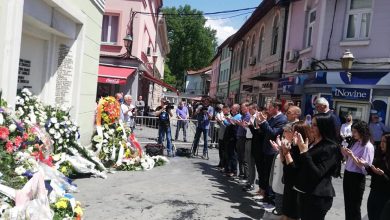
[113,92,390,219]
[208,97,389,220]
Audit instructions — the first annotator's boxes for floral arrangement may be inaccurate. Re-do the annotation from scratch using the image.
[15,88,47,126]
[97,96,121,125]
[45,106,79,154]
[52,197,83,220]
[117,155,169,171]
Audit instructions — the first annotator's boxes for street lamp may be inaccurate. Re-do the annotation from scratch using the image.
[341,49,354,82]
[123,34,133,56]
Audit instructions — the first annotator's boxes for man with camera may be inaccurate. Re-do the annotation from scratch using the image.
[191,97,214,159]
[175,101,189,142]
[155,98,174,157]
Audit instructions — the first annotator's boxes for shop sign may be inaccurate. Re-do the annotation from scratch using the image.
[332,87,371,101]
[262,82,273,91]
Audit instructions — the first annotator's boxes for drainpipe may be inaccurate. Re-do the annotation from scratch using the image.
[280,3,290,90]
[237,40,245,103]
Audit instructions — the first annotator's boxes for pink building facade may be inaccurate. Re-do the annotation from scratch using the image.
[281,0,390,125]
[209,55,220,99]
[98,0,173,109]
[229,0,288,106]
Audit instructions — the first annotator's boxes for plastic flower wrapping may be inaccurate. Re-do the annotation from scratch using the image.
[0,89,169,219]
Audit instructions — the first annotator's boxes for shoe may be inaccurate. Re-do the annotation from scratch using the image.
[190,153,196,158]
[271,209,282,216]
[253,194,264,200]
[242,184,255,192]
[239,179,248,184]
[262,203,275,212]
[184,140,187,142]
[201,154,209,160]
[226,172,235,177]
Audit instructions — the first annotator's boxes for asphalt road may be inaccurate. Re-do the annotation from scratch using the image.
[74,146,369,220]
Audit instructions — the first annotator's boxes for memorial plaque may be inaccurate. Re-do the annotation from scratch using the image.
[17,59,32,90]
[55,44,74,107]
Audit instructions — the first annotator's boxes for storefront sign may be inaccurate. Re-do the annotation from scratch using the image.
[261,82,273,91]
[332,87,371,101]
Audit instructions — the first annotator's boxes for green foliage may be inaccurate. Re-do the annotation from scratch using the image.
[163,5,217,90]
[163,63,177,86]
[0,151,27,190]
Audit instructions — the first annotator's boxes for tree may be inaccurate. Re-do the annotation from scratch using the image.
[163,63,176,86]
[163,5,217,90]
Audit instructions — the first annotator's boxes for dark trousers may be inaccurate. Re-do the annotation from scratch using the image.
[367,189,390,220]
[218,139,226,168]
[282,186,300,219]
[299,193,333,220]
[380,200,390,220]
[343,170,366,220]
[225,139,237,174]
[259,154,275,197]
[236,137,248,178]
[192,127,209,155]
[252,148,263,189]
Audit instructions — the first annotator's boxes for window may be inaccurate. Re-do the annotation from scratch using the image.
[258,27,264,61]
[305,9,316,48]
[250,34,256,57]
[271,14,279,55]
[345,0,372,40]
[101,15,119,44]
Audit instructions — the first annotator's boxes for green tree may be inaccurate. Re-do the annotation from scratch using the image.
[163,5,217,90]
[163,63,176,86]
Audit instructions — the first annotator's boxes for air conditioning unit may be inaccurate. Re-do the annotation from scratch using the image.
[297,58,313,72]
[249,56,256,66]
[286,50,298,62]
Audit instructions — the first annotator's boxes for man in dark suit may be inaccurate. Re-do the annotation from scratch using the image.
[256,100,288,206]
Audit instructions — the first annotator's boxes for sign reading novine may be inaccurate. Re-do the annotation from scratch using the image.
[332,87,371,101]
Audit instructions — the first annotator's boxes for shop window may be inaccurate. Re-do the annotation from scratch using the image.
[305,9,316,48]
[101,15,119,44]
[345,0,372,40]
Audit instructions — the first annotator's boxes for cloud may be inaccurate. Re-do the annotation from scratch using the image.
[205,17,236,45]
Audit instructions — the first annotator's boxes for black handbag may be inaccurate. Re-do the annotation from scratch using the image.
[175,148,192,157]
[145,144,164,156]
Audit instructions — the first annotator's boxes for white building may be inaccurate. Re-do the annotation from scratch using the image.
[0,0,105,145]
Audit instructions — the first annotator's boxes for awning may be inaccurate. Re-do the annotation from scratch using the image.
[98,65,136,85]
[142,71,179,95]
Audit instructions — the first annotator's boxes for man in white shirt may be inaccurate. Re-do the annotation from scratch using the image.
[121,95,136,130]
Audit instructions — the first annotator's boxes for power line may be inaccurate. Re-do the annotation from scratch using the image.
[159,11,255,21]
[135,7,257,16]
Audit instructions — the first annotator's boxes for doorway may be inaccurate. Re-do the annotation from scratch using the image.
[335,101,370,123]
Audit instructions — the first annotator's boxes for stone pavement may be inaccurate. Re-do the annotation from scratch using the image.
[74,144,369,220]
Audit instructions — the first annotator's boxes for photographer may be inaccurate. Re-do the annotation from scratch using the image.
[155,98,174,157]
[175,101,189,142]
[121,95,136,130]
[191,97,214,159]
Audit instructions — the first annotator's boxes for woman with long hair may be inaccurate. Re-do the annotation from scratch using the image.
[279,121,312,220]
[341,120,375,220]
[366,133,390,220]
[283,113,340,220]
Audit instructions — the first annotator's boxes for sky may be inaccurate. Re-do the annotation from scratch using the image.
[163,0,262,45]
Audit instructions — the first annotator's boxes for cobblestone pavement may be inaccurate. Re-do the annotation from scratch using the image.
[74,125,369,220]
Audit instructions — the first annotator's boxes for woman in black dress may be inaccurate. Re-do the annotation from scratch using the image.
[366,133,390,220]
[284,113,341,220]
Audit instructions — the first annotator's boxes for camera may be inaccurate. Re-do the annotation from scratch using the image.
[164,101,174,110]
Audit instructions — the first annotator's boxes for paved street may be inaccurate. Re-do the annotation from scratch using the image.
[74,126,370,220]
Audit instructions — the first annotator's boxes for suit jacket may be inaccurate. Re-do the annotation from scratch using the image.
[291,139,339,197]
[249,122,265,159]
[260,113,288,155]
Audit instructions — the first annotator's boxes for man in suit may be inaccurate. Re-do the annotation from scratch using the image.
[256,100,288,207]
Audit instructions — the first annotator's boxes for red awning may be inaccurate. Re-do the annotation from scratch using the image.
[98,65,136,85]
[142,72,179,94]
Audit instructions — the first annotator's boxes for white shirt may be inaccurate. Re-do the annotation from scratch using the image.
[121,103,135,124]
[340,122,352,137]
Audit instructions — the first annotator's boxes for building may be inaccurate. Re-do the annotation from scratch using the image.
[228,0,289,106]
[209,54,220,101]
[0,0,106,145]
[216,36,233,103]
[184,66,212,98]
[98,0,175,109]
[281,0,390,125]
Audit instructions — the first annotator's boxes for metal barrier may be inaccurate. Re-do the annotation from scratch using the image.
[133,116,220,149]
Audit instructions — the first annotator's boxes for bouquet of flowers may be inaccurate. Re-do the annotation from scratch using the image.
[15,88,47,126]
[51,197,83,220]
[117,154,169,171]
[45,106,79,154]
[97,96,121,125]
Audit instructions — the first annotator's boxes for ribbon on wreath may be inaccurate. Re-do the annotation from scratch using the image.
[95,99,104,137]
[129,133,142,156]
